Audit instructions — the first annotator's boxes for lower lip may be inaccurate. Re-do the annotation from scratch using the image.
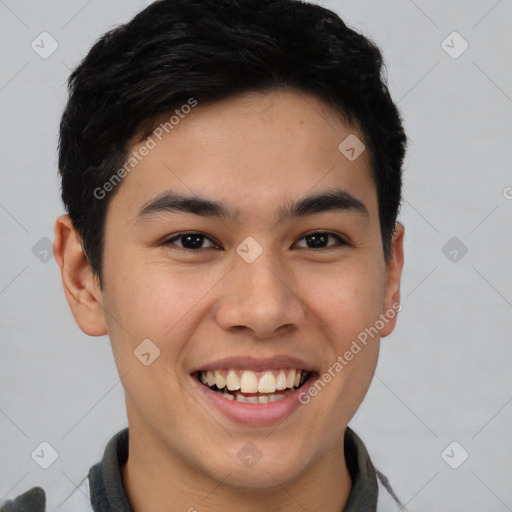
[191,374,315,426]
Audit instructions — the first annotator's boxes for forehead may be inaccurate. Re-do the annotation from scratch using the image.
[105,88,377,226]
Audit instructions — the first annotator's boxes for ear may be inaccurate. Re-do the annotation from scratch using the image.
[379,221,405,338]
[53,214,108,336]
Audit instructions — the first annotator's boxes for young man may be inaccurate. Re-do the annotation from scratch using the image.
[1,0,407,510]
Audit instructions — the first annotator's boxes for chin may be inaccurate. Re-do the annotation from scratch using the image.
[220,464,303,491]
[211,445,311,490]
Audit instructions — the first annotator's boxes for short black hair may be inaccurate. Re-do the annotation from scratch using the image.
[58,0,407,291]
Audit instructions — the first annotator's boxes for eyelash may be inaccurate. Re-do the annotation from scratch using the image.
[163,231,349,251]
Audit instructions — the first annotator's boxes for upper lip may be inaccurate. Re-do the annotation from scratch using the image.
[190,355,317,374]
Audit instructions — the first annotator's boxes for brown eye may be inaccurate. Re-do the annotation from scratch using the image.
[295,232,347,249]
[164,232,219,250]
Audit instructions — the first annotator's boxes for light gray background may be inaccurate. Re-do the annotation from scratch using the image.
[1,0,511,510]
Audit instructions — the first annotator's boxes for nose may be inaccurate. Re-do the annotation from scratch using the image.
[214,246,306,340]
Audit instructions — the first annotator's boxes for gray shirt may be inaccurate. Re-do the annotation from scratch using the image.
[1,426,405,512]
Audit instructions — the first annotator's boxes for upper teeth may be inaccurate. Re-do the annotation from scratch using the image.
[199,369,305,393]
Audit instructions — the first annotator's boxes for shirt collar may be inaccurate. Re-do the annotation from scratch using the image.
[88,425,379,512]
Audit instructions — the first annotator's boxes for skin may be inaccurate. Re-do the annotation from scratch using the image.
[54,88,404,512]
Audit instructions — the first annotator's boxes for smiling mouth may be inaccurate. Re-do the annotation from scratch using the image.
[195,368,311,403]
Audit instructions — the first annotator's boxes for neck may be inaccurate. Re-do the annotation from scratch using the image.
[121,425,353,512]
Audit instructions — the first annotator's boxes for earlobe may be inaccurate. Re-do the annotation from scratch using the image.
[380,222,405,338]
[53,214,108,336]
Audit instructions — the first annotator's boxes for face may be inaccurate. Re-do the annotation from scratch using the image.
[56,88,404,490]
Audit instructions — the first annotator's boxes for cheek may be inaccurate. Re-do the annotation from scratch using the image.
[102,268,199,414]
[104,262,221,368]
[302,260,385,346]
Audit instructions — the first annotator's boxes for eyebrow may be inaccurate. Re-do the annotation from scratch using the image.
[134,187,369,224]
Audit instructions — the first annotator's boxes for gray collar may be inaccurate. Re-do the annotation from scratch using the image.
[48,425,403,511]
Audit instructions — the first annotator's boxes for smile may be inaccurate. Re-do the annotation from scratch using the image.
[196,368,310,403]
